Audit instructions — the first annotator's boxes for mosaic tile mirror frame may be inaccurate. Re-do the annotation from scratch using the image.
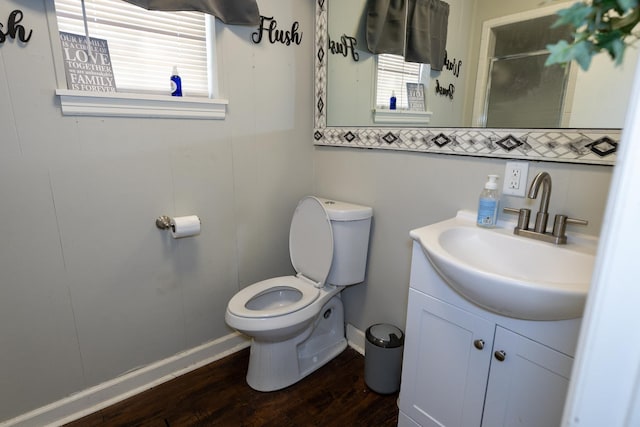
[312,0,621,166]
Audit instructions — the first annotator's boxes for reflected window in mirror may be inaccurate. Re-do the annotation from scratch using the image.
[375,54,425,109]
[373,53,433,124]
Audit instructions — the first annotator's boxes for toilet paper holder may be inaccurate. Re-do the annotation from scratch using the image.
[156,215,201,239]
[155,215,174,231]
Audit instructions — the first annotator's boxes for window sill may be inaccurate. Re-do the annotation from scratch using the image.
[55,89,228,120]
[373,108,433,125]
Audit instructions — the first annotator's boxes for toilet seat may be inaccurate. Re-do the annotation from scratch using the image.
[227,276,320,318]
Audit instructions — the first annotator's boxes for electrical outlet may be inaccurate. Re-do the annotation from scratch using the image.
[503,161,529,197]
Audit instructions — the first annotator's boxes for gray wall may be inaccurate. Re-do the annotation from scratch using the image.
[0,0,314,421]
[313,148,612,333]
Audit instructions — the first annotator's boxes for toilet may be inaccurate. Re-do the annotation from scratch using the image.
[225,196,373,392]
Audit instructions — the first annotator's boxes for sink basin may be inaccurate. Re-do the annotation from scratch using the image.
[410,210,598,320]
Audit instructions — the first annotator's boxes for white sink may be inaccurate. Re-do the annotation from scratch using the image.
[410,210,598,320]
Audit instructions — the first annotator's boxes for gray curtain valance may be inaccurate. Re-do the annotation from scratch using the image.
[365,0,407,57]
[366,0,449,71]
[121,0,261,25]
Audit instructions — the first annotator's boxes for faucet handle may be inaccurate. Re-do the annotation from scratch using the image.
[552,214,588,238]
[503,207,519,215]
[503,207,531,230]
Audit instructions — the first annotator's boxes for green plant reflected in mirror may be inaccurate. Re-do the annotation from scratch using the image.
[546,0,640,70]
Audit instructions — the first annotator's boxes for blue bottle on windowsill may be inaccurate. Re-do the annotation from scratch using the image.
[171,66,182,97]
[390,91,397,110]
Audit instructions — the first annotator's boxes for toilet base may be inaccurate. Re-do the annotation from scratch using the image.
[246,295,347,392]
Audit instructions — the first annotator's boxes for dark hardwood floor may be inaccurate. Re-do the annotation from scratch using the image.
[65,347,399,426]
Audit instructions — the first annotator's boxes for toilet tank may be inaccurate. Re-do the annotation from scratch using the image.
[317,197,373,286]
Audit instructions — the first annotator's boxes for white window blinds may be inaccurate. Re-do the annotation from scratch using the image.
[376,54,421,109]
[54,0,210,96]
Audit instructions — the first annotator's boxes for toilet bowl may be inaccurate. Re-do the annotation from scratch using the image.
[226,275,328,341]
[225,196,372,391]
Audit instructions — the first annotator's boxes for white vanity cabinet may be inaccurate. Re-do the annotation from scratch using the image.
[399,290,493,426]
[398,242,581,427]
[481,326,573,427]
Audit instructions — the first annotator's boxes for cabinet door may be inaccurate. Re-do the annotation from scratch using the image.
[481,327,574,427]
[399,290,494,427]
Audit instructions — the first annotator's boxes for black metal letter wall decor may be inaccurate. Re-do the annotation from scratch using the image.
[434,50,462,100]
[329,34,359,61]
[435,79,455,100]
[252,15,302,46]
[0,10,33,44]
[443,51,462,78]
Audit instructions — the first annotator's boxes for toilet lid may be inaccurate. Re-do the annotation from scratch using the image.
[289,196,334,287]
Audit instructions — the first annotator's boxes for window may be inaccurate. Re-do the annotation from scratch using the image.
[48,0,226,119]
[54,0,215,97]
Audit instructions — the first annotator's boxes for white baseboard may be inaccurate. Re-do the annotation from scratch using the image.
[346,323,366,355]
[2,333,250,427]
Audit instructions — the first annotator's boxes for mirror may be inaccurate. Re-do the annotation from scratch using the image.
[325,0,636,129]
[313,0,620,166]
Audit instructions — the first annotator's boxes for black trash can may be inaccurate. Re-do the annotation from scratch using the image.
[364,323,404,394]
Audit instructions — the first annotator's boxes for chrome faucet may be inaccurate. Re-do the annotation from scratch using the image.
[504,172,588,245]
[528,171,552,233]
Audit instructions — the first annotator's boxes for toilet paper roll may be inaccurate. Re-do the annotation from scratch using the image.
[171,215,201,239]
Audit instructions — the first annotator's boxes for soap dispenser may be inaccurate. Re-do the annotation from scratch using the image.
[477,174,500,228]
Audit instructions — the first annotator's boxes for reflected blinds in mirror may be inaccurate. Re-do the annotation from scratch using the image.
[375,54,421,109]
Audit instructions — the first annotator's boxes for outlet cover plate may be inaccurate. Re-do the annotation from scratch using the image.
[503,161,529,197]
